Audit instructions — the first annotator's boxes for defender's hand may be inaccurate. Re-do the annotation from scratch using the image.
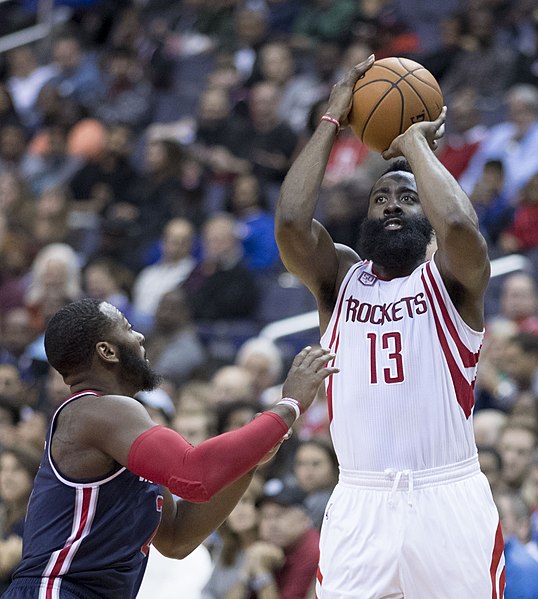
[281,346,339,413]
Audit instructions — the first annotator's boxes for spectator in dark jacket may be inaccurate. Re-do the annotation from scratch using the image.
[183,213,259,321]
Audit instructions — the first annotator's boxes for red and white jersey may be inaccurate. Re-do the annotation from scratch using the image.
[320,256,483,472]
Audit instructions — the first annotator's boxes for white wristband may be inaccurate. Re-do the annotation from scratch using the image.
[276,397,302,421]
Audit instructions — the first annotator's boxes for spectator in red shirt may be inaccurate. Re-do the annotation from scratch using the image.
[437,87,487,180]
[233,479,320,598]
[500,172,538,254]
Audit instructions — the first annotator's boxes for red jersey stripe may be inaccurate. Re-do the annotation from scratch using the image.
[326,334,340,423]
[422,273,475,418]
[326,263,363,351]
[325,263,363,424]
[499,567,506,599]
[43,487,97,597]
[326,369,334,423]
[490,521,505,599]
[425,262,480,368]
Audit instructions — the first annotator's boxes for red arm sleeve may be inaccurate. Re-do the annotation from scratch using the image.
[127,412,288,502]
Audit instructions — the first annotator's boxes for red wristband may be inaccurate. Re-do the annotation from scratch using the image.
[320,114,340,130]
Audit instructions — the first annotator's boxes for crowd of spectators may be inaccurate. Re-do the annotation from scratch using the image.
[0,0,538,597]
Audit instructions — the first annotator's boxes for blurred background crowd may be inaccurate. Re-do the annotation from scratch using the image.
[0,0,538,597]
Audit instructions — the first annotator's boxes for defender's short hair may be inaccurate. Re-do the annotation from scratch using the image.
[44,298,115,376]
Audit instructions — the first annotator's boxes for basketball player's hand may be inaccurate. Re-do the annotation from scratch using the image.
[281,346,339,413]
[326,54,375,126]
[382,106,447,160]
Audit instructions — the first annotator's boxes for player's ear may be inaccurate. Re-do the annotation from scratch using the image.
[95,341,120,364]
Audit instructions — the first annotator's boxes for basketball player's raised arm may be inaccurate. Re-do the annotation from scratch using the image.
[275,55,375,298]
[383,109,490,328]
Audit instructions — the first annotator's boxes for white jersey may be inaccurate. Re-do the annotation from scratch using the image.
[320,255,483,472]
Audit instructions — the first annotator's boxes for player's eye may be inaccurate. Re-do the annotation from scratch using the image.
[401,195,415,202]
[375,195,386,203]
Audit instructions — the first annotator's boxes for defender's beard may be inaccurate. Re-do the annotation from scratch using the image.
[117,342,162,392]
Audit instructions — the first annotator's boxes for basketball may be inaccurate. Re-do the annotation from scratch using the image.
[349,57,444,154]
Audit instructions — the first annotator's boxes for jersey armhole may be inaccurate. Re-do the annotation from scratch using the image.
[428,254,484,337]
[48,391,125,487]
[320,261,365,347]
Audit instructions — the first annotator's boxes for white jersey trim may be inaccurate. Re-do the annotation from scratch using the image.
[48,391,127,488]
[39,486,99,598]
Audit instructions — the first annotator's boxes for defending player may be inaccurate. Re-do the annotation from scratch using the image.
[2,298,337,599]
[275,55,505,598]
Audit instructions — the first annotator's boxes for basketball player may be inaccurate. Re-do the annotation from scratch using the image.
[275,55,505,598]
[2,298,337,598]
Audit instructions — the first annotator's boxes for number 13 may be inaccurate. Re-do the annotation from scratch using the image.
[367,331,405,384]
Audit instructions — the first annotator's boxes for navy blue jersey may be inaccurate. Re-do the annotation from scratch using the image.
[9,391,163,599]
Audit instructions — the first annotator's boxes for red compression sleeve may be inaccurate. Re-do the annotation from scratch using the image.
[127,412,288,502]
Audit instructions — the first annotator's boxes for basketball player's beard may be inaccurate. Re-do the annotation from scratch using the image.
[117,342,162,392]
[357,214,433,272]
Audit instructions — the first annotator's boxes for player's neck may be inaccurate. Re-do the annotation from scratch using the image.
[66,370,131,397]
[371,259,424,281]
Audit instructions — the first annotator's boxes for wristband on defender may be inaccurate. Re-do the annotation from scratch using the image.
[276,397,302,421]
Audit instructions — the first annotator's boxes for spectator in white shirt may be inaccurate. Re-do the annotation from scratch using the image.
[132,218,196,331]
[6,45,56,130]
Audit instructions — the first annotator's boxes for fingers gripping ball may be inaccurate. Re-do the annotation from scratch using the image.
[349,57,444,153]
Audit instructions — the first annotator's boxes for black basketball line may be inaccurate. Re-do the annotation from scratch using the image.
[352,80,402,139]
[354,65,441,125]
[394,58,443,95]
[353,60,440,146]
[395,58,431,78]
[372,61,423,79]
[396,57,422,72]
[400,80,433,120]
[363,86,405,144]
[399,78,439,121]
[355,65,422,95]
[367,60,440,96]
[407,72,443,94]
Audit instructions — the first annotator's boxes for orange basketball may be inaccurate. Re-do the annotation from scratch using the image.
[349,57,444,153]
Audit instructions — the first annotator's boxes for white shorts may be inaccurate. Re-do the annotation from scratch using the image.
[316,456,505,599]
